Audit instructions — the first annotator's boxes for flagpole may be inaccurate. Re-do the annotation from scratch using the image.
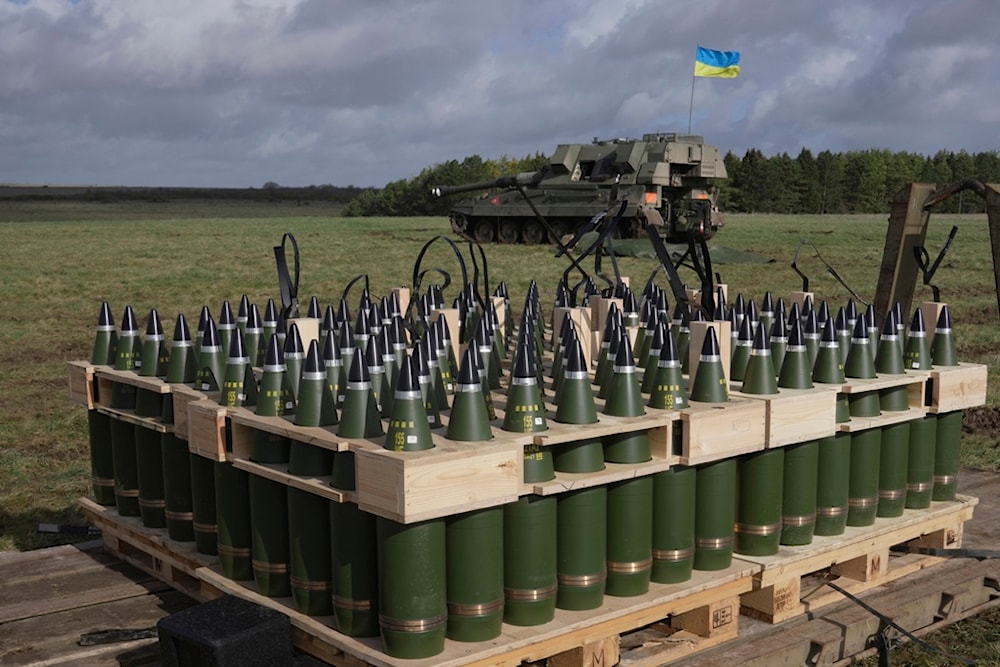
[687,73,696,134]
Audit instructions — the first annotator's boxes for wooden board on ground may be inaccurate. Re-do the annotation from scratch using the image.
[0,541,197,667]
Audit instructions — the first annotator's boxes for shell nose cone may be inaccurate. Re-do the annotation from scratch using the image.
[264,333,284,367]
[172,313,192,343]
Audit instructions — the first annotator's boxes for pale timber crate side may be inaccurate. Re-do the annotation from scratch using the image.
[186,400,229,460]
[227,408,352,460]
[95,406,172,434]
[678,398,766,465]
[929,363,988,413]
[171,385,208,440]
[67,360,97,408]
[232,459,353,504]
[354,440,522,523]
[733,386,838,448]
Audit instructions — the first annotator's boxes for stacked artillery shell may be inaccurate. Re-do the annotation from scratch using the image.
[652,465,696,583]
[160,314,196,543]
[647,324,689,411]
[338,347,384,440]
[111,305,142,516]
[812,318,850,537]
[730,314,753,383]
[378,517,447,658]
[736,448,784,556]
[876,310,909,518]
[247,335,292,597]
[594,304,620,392]
[283,322,305,402]
[322,330,344,411]
[446,507,504,642]
[931,306,961,501]
[640,320,665,395]
[741,323,778,396]
[769,310,788,377]
[445,347,493,442]
[904,309,936,508]
[166,314,216,553]
[504,321,550,467]
[215,457,253,580]
[844,316,880,527]
[550,335,607,610]
[602,338,652,597]
[385,356,433,452]
[413,341,442,429]
[803,309,821,369]
[330,452,379,637]
[196,315,225,393]
[689,326,729,403]
[673,303,691,375]
[217,300,236,357]
[780,438,819,545]
[778,311,812,390]
[288,340,336,615]
[88,302,117,505]
[365,335,391,418]
[503,493,557,626]
[694,457,736,570]
[135,309,169,529]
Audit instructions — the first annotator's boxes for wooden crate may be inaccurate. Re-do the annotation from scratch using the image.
[927,362,988,413]
[66,360,100,408]
[732,385,838,448]
[735,495,978,623]
[172,384,210,440]
[93,367,172,409]
[186,399,229,460]
[677,397,766,465]
[354,439,523,523]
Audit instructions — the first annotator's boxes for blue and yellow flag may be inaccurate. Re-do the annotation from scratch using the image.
[694,46,741,78]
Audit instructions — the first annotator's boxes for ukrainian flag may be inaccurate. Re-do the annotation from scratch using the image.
[694,46,741,78]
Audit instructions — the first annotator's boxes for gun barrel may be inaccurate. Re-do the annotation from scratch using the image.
[431,171,542,198]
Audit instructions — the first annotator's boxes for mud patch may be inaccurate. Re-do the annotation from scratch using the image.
[963,406,1000,436]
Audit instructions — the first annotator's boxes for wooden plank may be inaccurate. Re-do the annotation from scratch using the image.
[186,400,228,460]
[838,373,927,394]
[0,589,194,667]
[170,384,208,440]
[0,566,170,625]
[928,362,988,413]
[530,459,674,496]
[233,458,353,503]
[732,386,837,448]
[228,408,352,457]
[67,360,97,408]
[678,397,766,465]
[354,440,523,523]
[837,406,926,432]
[94,406,171,434]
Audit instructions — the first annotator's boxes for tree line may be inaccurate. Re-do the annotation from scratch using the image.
[343,147,1000,217]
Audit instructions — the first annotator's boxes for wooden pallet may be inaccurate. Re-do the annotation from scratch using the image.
[80,497,218,601]
[734,495,978,623]
[78,494,758,667]
[199,559,755,667]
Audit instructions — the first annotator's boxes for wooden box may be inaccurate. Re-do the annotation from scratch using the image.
[927,363,988,413]
[678,397,766,465]
[733,386,838,447]
[354,440,523,523]
[67,360,98,408]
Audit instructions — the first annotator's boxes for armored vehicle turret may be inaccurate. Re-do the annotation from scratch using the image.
[432,133,727,245]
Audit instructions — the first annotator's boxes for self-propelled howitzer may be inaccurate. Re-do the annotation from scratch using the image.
[432,133,727,245]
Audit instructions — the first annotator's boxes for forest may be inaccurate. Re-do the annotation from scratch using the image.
[343,147,1000,217]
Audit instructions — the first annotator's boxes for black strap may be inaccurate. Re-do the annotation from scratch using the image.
[274,232,300,320]
[890,544,1000,559]
[793,239,870,308]
[827,581,976,666]
[913,225,959,303]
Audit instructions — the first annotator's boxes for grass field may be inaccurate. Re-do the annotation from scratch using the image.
[1,200,998,663]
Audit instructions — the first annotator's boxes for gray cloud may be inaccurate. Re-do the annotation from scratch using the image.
[1,0,997,188]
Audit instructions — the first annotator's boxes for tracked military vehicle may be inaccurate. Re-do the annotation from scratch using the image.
[432,133,727,245]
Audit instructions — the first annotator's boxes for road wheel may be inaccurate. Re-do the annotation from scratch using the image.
[522,221,546,245]
[473,219,496,244]
[498,219,520,244]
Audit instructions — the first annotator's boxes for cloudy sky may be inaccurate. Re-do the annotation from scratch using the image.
[2,0,997,188]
